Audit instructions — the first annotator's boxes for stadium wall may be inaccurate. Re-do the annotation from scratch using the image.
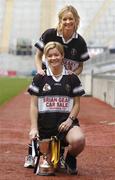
[80,74,115,108]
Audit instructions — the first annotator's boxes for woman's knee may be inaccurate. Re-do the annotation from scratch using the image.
[66,126,85,142]
[66,126,85,154]
[72,133,85,149]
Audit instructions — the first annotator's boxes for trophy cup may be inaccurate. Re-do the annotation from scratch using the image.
[38,138,55,176]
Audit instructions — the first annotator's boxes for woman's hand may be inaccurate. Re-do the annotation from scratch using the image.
[67,70,73,75]
[29,128,39,140]
[67,70,79,76]
[37,69,45,76]
[58,118,73,132]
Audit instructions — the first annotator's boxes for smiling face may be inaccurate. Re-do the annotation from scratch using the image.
[44,42,64,73]
[61,11,76,32]
[46,47,63,69]
[57,5,80,35]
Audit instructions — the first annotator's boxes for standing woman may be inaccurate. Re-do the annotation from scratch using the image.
[35,5,90,75]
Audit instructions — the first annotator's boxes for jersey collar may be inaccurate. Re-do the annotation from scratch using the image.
[46,66,68,82]
[57,31,78,44]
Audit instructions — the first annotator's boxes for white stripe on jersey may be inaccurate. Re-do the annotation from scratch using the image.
[29,84,39,93]
[81,52,89,59]
[73,85,84,94]
[38,96,73,113]
[36,40,44,49]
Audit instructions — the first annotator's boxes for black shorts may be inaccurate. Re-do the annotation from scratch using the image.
[39,119,79,147]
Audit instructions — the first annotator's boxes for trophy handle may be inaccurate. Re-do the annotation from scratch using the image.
[51,137,60,168]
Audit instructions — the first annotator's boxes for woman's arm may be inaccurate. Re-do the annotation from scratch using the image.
[58,96,80,132]
[67,62,83,76]
[35,49,45,75]
[29,95,39,139]
[69,96,80,119]
[74,62,83,75]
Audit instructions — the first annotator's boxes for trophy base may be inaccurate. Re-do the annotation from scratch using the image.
[38,166,55,176]
[38,172,55,176]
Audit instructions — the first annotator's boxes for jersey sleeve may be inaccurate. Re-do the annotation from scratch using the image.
[79,35,90,62]
[34,28,56,51]
[70,74,85,97]
[27,74,42,96]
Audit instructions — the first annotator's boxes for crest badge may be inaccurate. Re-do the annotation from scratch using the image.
[43,83,51,92]
[71,48,77,56]
[65,84,71,93]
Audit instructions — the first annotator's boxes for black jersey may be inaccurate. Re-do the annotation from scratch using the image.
[28,67,85,134]
[35,28,90,71]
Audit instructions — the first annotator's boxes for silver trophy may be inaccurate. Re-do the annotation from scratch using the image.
[38,138,55,176]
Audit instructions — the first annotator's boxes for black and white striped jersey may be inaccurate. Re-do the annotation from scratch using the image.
[35,28,90,71]
[28,67,85,132]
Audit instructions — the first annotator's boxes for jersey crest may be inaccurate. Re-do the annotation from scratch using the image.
[71,48,77,56]
[43,83,51,92]
[65,84,71,94]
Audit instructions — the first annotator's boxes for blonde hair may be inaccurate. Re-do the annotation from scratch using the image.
[44,42,64,57]
[57,5,80,33]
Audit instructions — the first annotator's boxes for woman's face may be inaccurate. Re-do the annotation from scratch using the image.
[60,11,76,32]
[46,48,63,68]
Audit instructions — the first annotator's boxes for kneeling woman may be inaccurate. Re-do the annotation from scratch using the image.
[28,41,85,175]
